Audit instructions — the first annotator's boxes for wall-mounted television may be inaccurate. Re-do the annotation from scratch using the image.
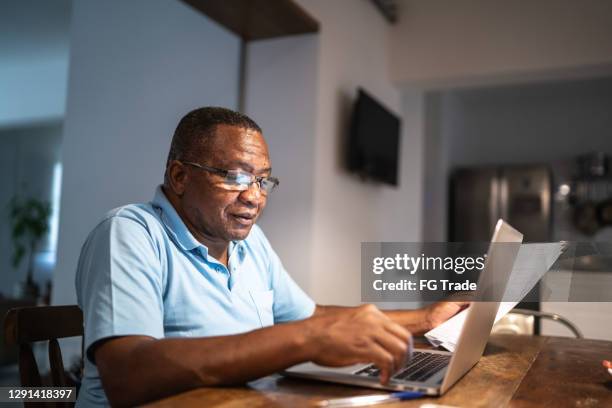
[347,88,401,186]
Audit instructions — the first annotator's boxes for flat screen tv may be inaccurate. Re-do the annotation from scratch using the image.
[347,88,401,186]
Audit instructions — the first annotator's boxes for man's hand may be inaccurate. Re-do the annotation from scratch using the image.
[424,301,470,330]
[305,304,412,384]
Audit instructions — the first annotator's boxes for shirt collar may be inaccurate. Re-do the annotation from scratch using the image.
[151,185,204,254]
[229,240,247,264]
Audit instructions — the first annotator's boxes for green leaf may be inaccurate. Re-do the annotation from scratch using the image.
[7,195,52,270]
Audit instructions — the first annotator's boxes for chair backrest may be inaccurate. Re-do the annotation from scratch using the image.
[3,305,83,406]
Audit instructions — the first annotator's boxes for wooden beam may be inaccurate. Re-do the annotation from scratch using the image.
[182,0,320,41]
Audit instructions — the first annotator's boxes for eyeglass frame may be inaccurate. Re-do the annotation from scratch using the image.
[180,161,279,194]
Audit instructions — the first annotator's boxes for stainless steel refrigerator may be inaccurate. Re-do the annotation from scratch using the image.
[449,164,552,332]
[450,165,552,243]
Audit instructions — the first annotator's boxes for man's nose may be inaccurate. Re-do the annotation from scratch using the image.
[239,182,263,205]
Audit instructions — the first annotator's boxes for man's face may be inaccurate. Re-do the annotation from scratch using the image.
[180,124,271,243]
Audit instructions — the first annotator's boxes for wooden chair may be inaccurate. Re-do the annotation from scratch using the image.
[3,305,83,407]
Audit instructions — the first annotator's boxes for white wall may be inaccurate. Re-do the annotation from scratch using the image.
[52,0,241,305]
[391,0,612,88]
[442,78,612,168]
[295,0,425,305]
[244,34,319,293]
[0,0,71,127]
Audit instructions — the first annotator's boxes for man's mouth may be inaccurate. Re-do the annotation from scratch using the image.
[231,213,256,226]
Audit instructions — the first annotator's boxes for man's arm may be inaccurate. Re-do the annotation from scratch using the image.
[314,301,468,335]
[96,321,311,407]
[96,304,411,407]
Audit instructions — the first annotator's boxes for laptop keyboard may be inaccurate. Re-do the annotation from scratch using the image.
[355,351,451,383]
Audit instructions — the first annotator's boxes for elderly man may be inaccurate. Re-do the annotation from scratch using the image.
[75,107,463,407]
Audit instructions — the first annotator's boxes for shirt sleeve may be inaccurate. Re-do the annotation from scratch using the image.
[252,227,315,323]
[75,214,165,363]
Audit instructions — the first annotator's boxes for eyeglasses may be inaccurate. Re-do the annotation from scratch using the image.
[182,161,279,195]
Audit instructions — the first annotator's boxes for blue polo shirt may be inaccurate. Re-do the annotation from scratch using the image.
[75,186,315,407]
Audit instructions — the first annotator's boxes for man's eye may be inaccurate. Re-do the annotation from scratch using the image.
[227,173,252,185]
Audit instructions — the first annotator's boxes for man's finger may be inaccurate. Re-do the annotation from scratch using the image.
[365,342,396,384]
[383,322,412,362]
[373,332,408,374]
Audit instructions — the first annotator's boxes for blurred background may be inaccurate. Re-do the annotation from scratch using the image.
[2,0,612,376]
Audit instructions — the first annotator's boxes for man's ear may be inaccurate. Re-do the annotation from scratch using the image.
[166,160,188,196]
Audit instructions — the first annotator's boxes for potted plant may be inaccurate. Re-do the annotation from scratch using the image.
[8,196,51,300]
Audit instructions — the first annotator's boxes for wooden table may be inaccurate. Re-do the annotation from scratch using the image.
[144,335,612,407]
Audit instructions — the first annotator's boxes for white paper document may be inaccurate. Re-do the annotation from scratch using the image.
[424,243,564,352]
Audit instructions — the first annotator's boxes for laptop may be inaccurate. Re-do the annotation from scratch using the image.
[283,219,523,396]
